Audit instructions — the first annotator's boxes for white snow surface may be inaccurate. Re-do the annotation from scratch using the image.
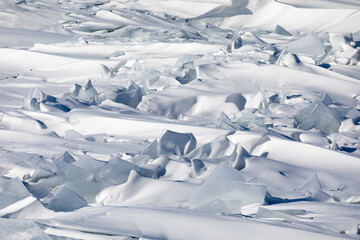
[0,0,360,239]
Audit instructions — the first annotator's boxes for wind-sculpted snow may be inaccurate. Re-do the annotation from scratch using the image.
[0,0,360,239]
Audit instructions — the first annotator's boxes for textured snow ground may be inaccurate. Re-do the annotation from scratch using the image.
[0,0,360,239]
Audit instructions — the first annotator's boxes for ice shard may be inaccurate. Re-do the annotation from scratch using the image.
[77,79,99,105]
[295,173,321,196]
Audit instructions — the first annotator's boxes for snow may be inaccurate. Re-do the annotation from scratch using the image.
[0,0,360,239]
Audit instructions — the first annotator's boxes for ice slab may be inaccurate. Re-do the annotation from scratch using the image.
[94,157,139,185]
[287,34,325,58]
[0,218,50,240]
[30,168,53,182]
[159,130,197,156]
[0,178,32,211]
[195,199,231,215]
[189,163,266,214]
[43,185,87,212]
[295,101,341,135]
[77,79,99,105]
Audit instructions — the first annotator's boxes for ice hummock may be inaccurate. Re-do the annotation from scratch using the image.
[189,163,267,214]
[52,151,75,164]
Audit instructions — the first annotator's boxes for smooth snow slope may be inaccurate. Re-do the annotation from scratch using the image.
[0,0,360,239]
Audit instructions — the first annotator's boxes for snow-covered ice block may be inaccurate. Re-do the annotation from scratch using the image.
[135,69,161,92]
[70,83,81,97]
[287,34,325,58]
[175,61,197,84]
[43,185,87,212]
[94,157,139,185]
[159,130,197,156]
[218,111,248,131]
[274,25,291,36]
[52,151,75,164]
[295,101,341,135]
[77,79,99,105]
[0,218,50,240]
[114,81,143,108]
[295,173,321,196]
[54,160,112,203]
[189,163,266,214]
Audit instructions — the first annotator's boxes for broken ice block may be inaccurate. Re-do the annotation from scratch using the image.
[274,25,291,36]
[0,218,50,240]
[54,160,112,203]
[175,61,197,84]
[189,163,266,214]
[295,101,341,135]
[135,69,161,92]
[70,83,81,97]
[77,79,99,105]
[114,81,143,108]
[52,151,75,164]
[30,168,53,182]
[159,130,197,156]
[72,155,107,171]
[256,207,298,221]
[174,54,202,68]
[217,111,248,131]
[225,93,246,111]
[141,140,159,159]
[94,157,139,185]
[42,185,87,212]
[211,162,246,182]
[195,199,231,215]
[286,34,325,58]
[191,159,206,177]
[0,178,34,213]
[295,173,321,196]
